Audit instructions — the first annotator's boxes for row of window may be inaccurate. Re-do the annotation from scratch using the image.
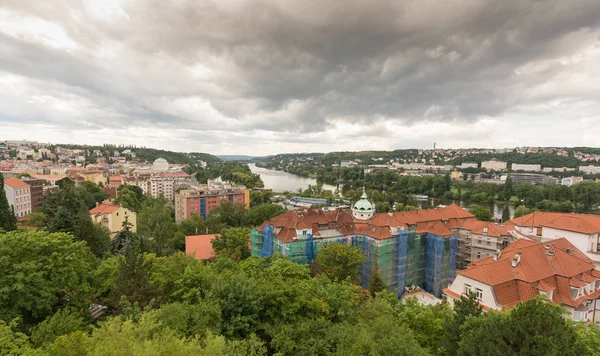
[464,284,483,300]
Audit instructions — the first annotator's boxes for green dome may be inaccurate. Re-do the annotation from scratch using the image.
[353,188,374,212]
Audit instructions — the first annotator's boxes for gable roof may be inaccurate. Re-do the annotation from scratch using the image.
[89,203,121,215]
[510,211,600,235]
[456,237,597,308]
[4,178,29,189]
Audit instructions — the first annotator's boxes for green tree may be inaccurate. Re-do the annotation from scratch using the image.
[313,243,365,284]
[468,204,493,221]
[206,200,248,233]
[211,227,251,262]
[459,297,583,356]
[114,239,156,309]
[137,197,177,255]
[0,320,31,355]
[177,214,205,236]
[0,173,17,232]
[73,211,110,258]
[514,205,535,218]
[0,230,95,326]
[501,205,511,222]
[441,292,483,355]
[114,186,142,212]
[504,176,514,199]
[30,308,88,347]
[245,204,286,227]
[368,269,386,297]
[573,181,600,211]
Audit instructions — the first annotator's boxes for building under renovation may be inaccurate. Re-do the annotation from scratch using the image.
[251,190,476,297]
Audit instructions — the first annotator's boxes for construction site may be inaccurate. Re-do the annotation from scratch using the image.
[251,194,471,297]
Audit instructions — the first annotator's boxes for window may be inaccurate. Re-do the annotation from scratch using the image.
[476,252,481,259]
[595,300,600,309]
[483,227,488,234]
[465,284,472,295]
[476,288,483,300]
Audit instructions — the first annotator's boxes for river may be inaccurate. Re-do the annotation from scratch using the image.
[248,163,337,193]
[248,164,515,220]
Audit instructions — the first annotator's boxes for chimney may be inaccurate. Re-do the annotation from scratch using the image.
[493,250,502,261]
[566,248,572,254]
[511,251,521,267]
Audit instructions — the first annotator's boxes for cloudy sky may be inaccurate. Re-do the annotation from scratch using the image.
[1,0,600,155]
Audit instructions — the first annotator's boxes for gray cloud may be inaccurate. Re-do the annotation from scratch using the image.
[1,0,600,154]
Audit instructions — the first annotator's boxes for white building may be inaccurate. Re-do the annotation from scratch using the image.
[579,166,600,175]
[562,176,583,187]
[458,162,478,169]
[481,160,507,171]
[510,163,541,172]
[444,238,600,324]
[4,178,31,217]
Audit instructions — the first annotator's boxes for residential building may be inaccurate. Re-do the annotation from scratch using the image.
[185,234,217,260]
[510,163,541,172]
[4,178,31,217]
[252,199,477,297]
[175,185,250,222]
[79,171,106,186]
[149,172,192,202]
[22,178,44,212]
[510,211,600,267]
[562,176,584,187]
[89,202,137,236]
[508,173,558,185]
[444,238,600,324]
[456,220,515,270]
[481,160,507,171]
[450,170,463,180]
[579,166,600,175]
[108,176,125,189]
[458,162,478,169]
[31,174,67,186]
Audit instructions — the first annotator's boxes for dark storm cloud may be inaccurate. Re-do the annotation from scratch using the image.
[1,0,600,153]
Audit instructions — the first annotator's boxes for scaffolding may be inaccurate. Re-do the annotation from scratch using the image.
[250,226,457,297]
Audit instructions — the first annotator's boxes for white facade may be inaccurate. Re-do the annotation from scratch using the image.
[446,274,500,310]
[4,183,31,217]
[481,160,507,171]
[541,227,600,266]
[458,162,478,169]
[579,166,600,175]
[511,163,541,172]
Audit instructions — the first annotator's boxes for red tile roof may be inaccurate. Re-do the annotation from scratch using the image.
[185,234,217,260]
[89,203,121,215]
[259,205,473,243]
[4,178,29,188]
[510,211,600,235]
[456,237,598,308]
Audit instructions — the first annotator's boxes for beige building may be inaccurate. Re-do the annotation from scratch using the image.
[456,220,515,270]
[80,171,107,186]
[481,160,507,171]
[89,202,137,236]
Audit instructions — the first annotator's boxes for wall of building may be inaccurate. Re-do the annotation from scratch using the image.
[541,227,595,255]
[446,275,500,310]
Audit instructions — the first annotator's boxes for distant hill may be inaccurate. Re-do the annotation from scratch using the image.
[217,155,266,161]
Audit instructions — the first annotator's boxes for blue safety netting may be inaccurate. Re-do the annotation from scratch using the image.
[306,233,315,263]
[424,233,444,297]
[448,234,458,283]
[396,229,409,297]
[260,225,274,257]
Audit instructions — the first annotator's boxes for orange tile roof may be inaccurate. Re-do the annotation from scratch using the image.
[185,234,216,260]
[4,178,29,188]
[510,211,600,235]
[457,237,597,309]
[89,203,121,215]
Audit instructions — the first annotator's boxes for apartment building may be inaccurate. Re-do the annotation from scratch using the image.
[510,163,541,172]
[508,173,558,185]
[23,178,44,212]
[4,178,31,217]
[481,160,507,171]
[579,166,600,175]
[175,185,250,222]
[149,171,192,202]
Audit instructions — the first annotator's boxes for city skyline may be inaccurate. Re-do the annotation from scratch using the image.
[2,0,600,155]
